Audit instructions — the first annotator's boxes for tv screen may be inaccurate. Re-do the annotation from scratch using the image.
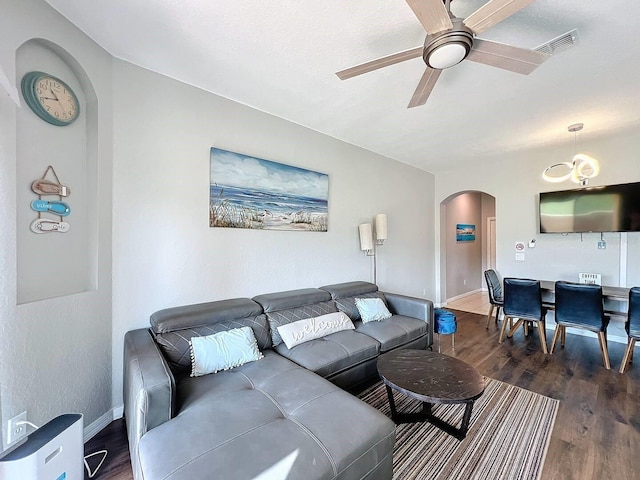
[539,182,640,233]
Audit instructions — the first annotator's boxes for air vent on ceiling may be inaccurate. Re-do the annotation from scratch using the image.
[534,29,578,56]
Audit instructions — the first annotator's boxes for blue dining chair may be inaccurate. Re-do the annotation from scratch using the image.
[484,269,504,329]
[500,278,548,354]
[619,286,640,373]
[550,281,610,369]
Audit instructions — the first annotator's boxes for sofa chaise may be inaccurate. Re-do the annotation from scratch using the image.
[123,281,433,480]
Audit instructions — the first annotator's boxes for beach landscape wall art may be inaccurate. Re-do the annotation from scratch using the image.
[456,223,476,242]
[210,147,329,231]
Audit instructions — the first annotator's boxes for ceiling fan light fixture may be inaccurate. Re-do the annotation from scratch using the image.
[427,43,468,69]
[423,18,474,70]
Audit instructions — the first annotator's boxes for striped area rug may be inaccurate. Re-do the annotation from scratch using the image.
[357,378,559,480]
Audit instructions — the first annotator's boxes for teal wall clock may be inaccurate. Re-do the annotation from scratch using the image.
[21,71,80,126]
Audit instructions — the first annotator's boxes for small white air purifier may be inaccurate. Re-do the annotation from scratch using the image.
[0,414,83,480]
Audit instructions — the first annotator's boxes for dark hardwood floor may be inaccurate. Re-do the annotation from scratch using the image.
[85,310,640,479]
[83,419,132,480]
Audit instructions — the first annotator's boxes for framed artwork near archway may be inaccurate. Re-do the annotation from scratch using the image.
[456,223,476,242]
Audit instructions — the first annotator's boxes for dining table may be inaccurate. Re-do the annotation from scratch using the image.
[539,280,629,318]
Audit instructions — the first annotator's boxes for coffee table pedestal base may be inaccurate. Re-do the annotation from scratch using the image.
[385,386,474,440]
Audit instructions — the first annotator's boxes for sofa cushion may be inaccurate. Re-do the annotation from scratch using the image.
[274,329,380,378]
[320,281,379,299]
[141,351,395,480]
[253,288,339,347]
[277,312,355,349]
[253,288,332,312]
[355,297,393,322]
[354,315,428,352]
[189,326,263,377]
[320,282,388,322]
[150,298,271,373]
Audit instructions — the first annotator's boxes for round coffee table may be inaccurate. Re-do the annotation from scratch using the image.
[377,349,485,440]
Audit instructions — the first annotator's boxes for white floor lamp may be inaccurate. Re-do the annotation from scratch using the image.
[359,214,387,284]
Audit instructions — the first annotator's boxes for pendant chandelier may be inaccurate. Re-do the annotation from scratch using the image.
[542,123,599,186]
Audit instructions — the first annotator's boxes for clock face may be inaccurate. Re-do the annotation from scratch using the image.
[21,71,80,126]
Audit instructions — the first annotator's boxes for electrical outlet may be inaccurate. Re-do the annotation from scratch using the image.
[7,411,27,444]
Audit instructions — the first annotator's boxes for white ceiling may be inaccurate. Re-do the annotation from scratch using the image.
[44,0,640,174]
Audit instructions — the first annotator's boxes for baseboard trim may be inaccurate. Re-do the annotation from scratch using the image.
[445,288,483,304]
[113,405,124,420]
[84,405,124,443]
[84,410,113,443]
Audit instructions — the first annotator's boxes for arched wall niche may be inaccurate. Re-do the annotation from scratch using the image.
[439,190,496,304]
[16,38,98,304]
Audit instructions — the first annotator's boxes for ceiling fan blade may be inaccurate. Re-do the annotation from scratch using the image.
[466,38,547,74]
[408,67,442,108]
[336,47,423,80]
[464,0,536,35]
[405,0,453,35]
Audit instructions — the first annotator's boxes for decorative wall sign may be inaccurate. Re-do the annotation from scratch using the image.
[456,224,476,242]
[30,219,70,233]
[31,199,70,216]
[30,165,71,234]
[579,273,601,285]
[209,147,328,231]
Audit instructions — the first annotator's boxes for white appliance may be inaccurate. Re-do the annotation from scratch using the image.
[0,414,83,480]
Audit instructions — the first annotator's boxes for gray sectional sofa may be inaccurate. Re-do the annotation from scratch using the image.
[123,281,433,480]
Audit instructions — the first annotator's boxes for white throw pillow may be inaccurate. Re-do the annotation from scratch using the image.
[189,326,263,377]
[355,297,392,323]
[277,312,355,349]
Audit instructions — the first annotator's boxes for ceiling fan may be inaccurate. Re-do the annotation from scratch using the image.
[336,0,548,108]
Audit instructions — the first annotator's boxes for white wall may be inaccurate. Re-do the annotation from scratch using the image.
[110,59,436,408]
[435,126,640,338]
[0,0,113,451]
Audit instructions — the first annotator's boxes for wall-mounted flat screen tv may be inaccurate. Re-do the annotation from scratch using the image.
[539,181,640,233]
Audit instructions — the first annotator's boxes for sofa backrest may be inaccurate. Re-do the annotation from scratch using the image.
[253,288,337,347]
[150,298,270,373]
[320,281,388,321]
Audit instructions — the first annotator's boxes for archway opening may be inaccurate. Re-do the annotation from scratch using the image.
[440,191,496,313]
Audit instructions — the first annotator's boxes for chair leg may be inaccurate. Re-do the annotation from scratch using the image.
[487,304,495,329]
[499,316,510,343]
[597,331,611,370]
[537,320,548,354]
[619,338,636,374]
[550,326,562,354]
[507,318,524,338]
[524,321,529,337]
[561,326,566,347]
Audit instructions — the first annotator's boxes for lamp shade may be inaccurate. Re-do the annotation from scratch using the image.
[375,214,387,241]
[359,223,373,252]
